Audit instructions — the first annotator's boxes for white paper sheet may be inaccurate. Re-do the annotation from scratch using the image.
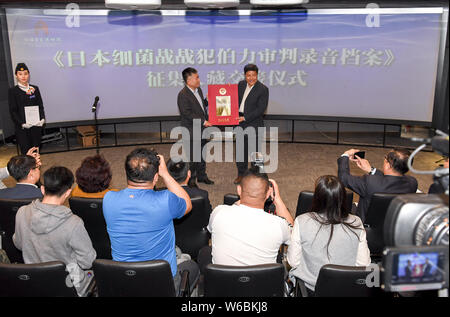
[24,106,40,125]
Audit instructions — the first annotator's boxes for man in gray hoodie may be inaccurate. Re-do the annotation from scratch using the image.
[13,166,96,297]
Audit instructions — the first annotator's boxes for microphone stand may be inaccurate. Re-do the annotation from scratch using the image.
[93,104,99,155]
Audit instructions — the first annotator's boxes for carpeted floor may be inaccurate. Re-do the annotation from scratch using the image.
[0,142,443,215]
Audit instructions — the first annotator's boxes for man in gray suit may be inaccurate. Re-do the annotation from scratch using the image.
[177,67,214,185]
[0,150,43,200]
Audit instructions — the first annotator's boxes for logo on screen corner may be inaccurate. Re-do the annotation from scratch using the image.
[34,21,49,36]
[23,20,62,46]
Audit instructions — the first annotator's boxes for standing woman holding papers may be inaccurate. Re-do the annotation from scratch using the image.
[8,63,45,154]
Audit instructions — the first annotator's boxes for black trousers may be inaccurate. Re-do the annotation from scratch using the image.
[15,126,42,155]
[188,137,207,181]
[235,125,262,176]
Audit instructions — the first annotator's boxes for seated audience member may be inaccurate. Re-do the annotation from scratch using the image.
[102,148,199,293]
[337,148,418,222]
[205,167,293,268]
[71,154,117,198]
[0,147,43,199]
[287,175,371,294]
[13,166,96,297]
[1,147,41,189]
[428,157,449,194]
[0,166,8,189]
[167,159,212,214]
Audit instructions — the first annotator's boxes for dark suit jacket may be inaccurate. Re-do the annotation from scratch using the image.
[337,156,418,222]
[177,85,208,135]
[182,185,212,215]
[8,85,45,128]
[238,80,269,129]
[0,183,43,200]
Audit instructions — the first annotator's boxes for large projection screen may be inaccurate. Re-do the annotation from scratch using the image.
[5,8,445,124]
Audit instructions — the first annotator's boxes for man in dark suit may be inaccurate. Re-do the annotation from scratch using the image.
[177,67,214,185]
[0,153,42,200]
[422,258,432,277]
[166,159,212,215]
[405,260,413,279]
[234,64,269,184]
[337,148,418,222]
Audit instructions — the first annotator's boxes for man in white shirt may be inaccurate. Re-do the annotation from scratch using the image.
[234,64,269,184]
[206,168,293,267]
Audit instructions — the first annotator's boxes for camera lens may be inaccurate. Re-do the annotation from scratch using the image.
[415,206,449,246]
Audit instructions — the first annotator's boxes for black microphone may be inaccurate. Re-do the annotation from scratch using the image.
[91,96,99,113]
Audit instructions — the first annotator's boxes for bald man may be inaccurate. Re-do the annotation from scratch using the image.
[206,167,293,266]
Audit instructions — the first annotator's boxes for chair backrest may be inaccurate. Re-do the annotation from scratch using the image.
[364,193,397,256]
[223,193,240,206]
[69,197,111,259]
[93,259,176,297]
[295,190,354,218]
[0,261,78,297]
[174,196,209,260]
[0,198,33,263]
[204,263,285,297]
[314,264,377,297]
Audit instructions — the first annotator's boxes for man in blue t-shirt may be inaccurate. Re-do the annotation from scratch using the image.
[103,148,199,293]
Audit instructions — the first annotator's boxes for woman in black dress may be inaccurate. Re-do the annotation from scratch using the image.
[8,63,46,154]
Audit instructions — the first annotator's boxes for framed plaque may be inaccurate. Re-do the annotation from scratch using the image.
[208,84,239,125]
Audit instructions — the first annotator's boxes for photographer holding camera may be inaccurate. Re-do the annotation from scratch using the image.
[0,147,42,200]
[201,167,293,270]
[102,148,199,294]
[337,148,418,222]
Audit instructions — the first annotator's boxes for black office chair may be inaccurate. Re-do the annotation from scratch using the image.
[296,264,380,297]
[295,190,354,218]
[223,193,240,206]
[93,259,189,297]
[363,193,397,258]
[174,196,210,261]
[69,197,112,259]
[0,198,33,263]
[0,261,78,297]
[204,263,285,297]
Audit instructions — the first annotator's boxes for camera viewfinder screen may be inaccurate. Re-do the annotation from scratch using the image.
[393,252,445,285]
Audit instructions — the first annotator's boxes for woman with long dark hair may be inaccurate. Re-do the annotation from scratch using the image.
[287,175,371,294]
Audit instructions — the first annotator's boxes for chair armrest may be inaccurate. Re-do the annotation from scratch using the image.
[178,269,190,297]
[85,275,98,297]
[295,278,310,297]
[0,230,4,250]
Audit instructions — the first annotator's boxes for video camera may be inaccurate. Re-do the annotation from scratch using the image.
[379,129,449,296]
[250,151,265,173]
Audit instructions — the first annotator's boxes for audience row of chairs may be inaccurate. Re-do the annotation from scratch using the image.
[0,259,382,297]
[0,191,406,296]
